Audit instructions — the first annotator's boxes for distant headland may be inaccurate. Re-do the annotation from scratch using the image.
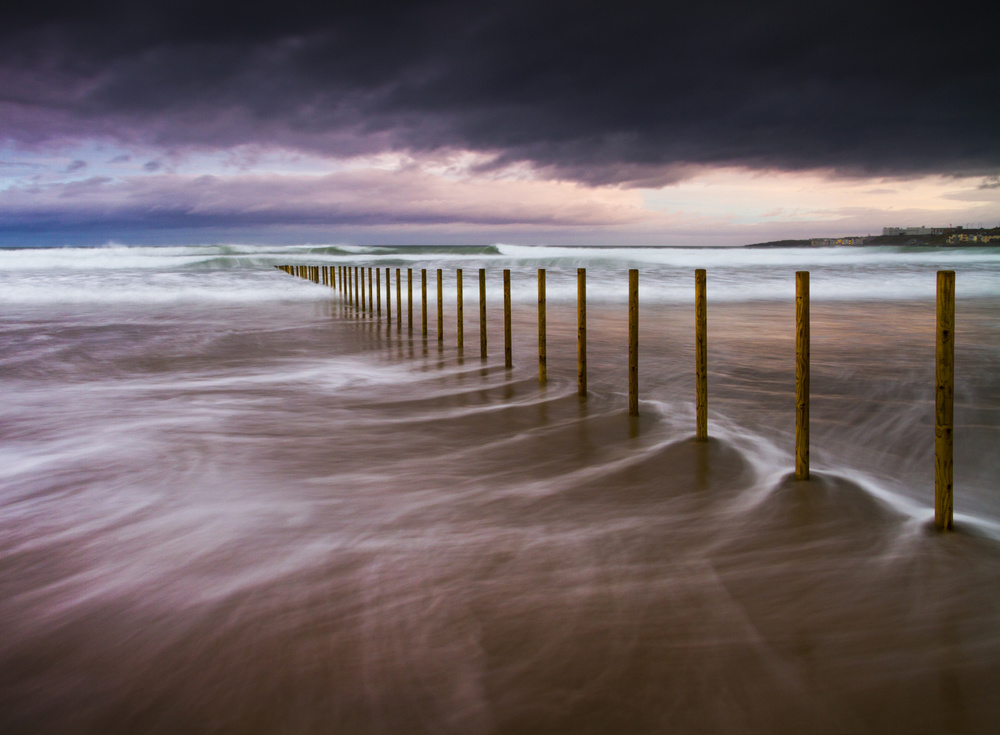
[746,225,1000,248]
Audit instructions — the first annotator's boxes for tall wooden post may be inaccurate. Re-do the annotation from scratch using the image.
[795,271,810,480]
[355,266,361,310]
[348,267,353,304]
[457,269,464,351]
[385,268,391,325]
[628,269,638,416]
[361,266,372,312]
[578,268,587,396]
[538,269,546,383]
[376,267,381,318]
[437,269,444,343]
[407,268,413,332]
[503,269,512,368]
[421,269,428,337]
[396,268,402,330]
[479,268,487,359]
[936,270,955,530]
[695,269,708,440]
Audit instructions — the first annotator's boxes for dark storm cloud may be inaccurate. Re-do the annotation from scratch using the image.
[1,0,997,185]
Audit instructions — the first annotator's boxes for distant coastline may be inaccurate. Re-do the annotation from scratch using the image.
[746,229,1000,248]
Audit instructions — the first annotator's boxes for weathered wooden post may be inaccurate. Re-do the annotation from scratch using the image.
[795,271,810,480]
[629,269,638,416]
[355,266,361,310]
[385,267,391,325]
[367,267,373,313]
[456,269,464,351]
[936,270,955,530]
[407,268,413,332]
[503,269,512,368]
[538,269,546,384]
[421,269,428,337]
[695,269,708,440]
[348,266,353,304]
[364,267,370,310]
[578,268,587,396]
[479,268,487,359]
[376,268,381,318]
[437,269,444,343]
[396,268,402,329]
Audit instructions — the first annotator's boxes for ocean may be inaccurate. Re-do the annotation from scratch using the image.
[2,243,999,732]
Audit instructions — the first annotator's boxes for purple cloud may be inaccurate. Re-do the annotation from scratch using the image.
[0,1,996,187]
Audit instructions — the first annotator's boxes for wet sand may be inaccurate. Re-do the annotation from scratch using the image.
[2,290,1000,733]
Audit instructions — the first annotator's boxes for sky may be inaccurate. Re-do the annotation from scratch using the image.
[1,0,998,247]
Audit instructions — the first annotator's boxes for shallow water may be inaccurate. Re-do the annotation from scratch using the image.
[2,244,1000,733]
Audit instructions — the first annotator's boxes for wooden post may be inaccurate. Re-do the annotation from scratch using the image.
[628,269,638,416]
[457,269,464,351]
[407,268,413,332]
[795,271,810,480]
[437,269,444,343]
[936,270,955,530]
[348,266,353,303]
[376,267,381,318]
[421,269,428,337]
[368,267,373,313]
[355,266,361,310]
[578,268,587,396]
[396,268,402,329]
[695,269,708,440]
[503,269,512,368]
[538,269,546,383]
[385,267,391,325]
[479,268,487,359]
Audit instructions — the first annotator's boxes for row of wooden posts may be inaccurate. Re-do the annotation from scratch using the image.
[276,263,956,532]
